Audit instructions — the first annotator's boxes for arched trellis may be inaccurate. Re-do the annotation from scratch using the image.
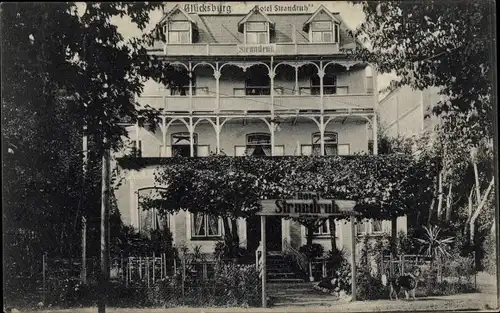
[273,61,321,72]
[191,62,216,72]
[302,113,376,155]
[322,60,366,72]
[219,61,271,73]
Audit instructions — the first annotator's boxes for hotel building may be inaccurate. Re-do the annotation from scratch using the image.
[114,3,407,258]
[379,85,443,138]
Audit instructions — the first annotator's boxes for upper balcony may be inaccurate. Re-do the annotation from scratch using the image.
[138,94,374,115]
[137,59,375,115]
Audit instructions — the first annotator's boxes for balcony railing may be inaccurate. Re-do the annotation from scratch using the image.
[160,42,340,56]
[138,94,374,113]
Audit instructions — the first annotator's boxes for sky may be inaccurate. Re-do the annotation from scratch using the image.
[107,1,397,95]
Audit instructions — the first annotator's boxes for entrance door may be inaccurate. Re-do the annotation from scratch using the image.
[246,216,283,253]
[266,216,282,252]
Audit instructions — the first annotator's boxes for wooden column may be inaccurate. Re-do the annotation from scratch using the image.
[189,62,193,113]
[372,66,379,155]
[214,68,220,111]
[261,216,267,308]
[216,116,221,155]
[189,117,194,157]
[320,117,325,156]
[294,66,299,95]
[319,61,324,113]
[161,116,167,157]
[350,215,357,301]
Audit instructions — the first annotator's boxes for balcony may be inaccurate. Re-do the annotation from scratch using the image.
[158,42,340,57]
[138,94,373,114]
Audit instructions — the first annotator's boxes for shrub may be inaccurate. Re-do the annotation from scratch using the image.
[299,243,324,260]
[146,261,260,308]
[418,280,477,297]
[356,268,388,300]
[316,248,352,295]
[213,262,261,307]
[45,278,96,307]
[482,232,496,275]
[213,240,248,262]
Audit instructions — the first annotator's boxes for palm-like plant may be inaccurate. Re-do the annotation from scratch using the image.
[415,225,455,263]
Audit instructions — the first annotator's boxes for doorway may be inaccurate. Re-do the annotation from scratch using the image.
[246,216,283,253]
[266,216,282,251]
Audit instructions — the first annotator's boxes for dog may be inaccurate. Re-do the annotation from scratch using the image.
[382,267,422,300]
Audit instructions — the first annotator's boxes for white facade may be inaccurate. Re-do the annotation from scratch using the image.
[379,85,443,138]
[113,3,407,257]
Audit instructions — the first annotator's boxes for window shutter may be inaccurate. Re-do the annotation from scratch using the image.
[274,146,285,156]
[301,145,313,156]
[338,144,350,155]
[235,146,246,156]
[197,145,210,157]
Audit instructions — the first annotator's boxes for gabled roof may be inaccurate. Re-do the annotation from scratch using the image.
[303,5,342,32]
[237,5,275,33]
[158,4,196,25]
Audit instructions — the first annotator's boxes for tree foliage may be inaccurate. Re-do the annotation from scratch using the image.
[1,2,178,262]
[138,155,439,221]
[352,0,495,145]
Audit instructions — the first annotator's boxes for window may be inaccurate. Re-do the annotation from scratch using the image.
[245,69,271,95]
[171,132,197,157]
[311,75,337,95]
[357,219,385,235]
[192,213,221,238]
[168,21,191,44]
[312,132,338,156]
[311,22,333,43]
[246,133,271,156]
[170,75,195,96]
[137,188,169,234]
[311,21,339,43]
[313,220,331,236]
[245,22,268,44]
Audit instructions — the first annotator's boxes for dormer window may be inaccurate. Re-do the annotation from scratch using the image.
[245,22,269,44]
[168,21,191,44]
[303,5,342,44]
[312,22,333,42]
[311,21,339,43]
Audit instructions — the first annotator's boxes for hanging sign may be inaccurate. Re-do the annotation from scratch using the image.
[257,199,357,216]
[178,2,317,15]
[237,44,276,55]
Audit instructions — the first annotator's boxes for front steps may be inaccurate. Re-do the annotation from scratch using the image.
[266,253,305,283]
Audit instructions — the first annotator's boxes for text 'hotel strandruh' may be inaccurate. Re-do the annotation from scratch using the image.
[114,2,407,257]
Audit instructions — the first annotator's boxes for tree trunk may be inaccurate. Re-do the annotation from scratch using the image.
[328,217,337,253]
[391,217,398,255]
[445,183,453,222]
[436,171,444,219]
[306,224,314,247]
[223,217,232,241]
[427,174,439,225]
[470,177,495,242]
[231,219,239,247]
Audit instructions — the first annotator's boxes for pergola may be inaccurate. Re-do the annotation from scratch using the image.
[256,198,358,307]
